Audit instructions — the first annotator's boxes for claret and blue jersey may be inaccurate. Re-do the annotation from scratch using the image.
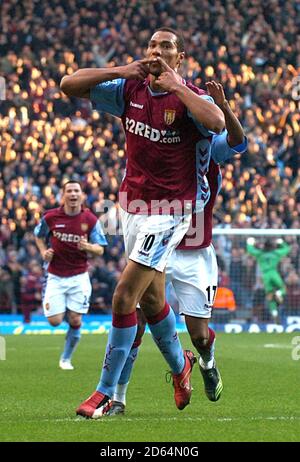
[178,131,248,250]
[90,77,246,215]
[34,207,107,277]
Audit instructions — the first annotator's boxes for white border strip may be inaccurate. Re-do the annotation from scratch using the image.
[213,228,300,236]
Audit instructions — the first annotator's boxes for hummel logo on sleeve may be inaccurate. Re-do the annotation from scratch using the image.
[130,101,144,109]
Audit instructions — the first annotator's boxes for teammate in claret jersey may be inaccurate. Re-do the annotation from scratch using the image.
[34,180,107,370]
[61,27,225,417]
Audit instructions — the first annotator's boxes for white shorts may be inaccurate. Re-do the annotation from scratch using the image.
[43,272,92,318]
[165,244,218,318]
[120,209,192,272]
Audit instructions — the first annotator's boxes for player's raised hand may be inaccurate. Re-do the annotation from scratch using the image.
[206,81,227,108]
[43,248,54,262]
[120,58,158,81]
[155,57,183,92]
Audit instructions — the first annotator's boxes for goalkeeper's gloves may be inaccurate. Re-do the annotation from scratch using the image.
[247,237,256,245]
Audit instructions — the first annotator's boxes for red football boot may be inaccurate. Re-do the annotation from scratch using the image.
[171,350,196,410]
[76,391,110,419]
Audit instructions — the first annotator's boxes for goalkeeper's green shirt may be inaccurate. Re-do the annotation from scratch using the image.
[246,241,291,274]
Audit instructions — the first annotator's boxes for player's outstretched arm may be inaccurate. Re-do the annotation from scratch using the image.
[60,59,157,99]
[275,239,291,258]
[155,57,224,133]
[206,81,244,146]
[246,238,262,258]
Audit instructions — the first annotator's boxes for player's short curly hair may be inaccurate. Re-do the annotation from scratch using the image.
[154,27,185,53]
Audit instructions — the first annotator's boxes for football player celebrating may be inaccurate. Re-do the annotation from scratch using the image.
[61,27,225,417]
[107,81,247,415]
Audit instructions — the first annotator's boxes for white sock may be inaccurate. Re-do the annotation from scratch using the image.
[113,382,129,405]
[199,357,214,370]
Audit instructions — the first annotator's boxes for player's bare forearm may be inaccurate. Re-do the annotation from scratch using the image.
[35,237,54,262]
[79,240,104,256]
[60,59,155,98]
[174,85,225,133]
[87,244,104,256]
[35,237,47,256]
[219,100,245,146]
[60,68,124,98]
[206,81,244,145]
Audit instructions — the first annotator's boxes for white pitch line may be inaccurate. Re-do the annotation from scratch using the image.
[264,344,292,349]
[35,415,300,424]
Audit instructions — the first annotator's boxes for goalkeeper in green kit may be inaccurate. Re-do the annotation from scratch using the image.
[246,238,291,319]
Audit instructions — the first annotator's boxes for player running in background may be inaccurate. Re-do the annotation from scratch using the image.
[246,237,291,320]
[108,81,248,415]
[61,27,225,417]
[34,180,107,370]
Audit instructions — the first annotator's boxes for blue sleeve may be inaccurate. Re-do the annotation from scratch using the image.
[90,78,126,117]
[34,217,50,238]
[188,95,217,137]
[89,221,108,246]
[211,131,248,163]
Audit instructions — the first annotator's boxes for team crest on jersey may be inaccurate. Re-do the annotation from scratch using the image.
[81,223,88,232]
[164,109,176,125]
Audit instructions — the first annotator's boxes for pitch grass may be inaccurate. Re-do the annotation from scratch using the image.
[0,333,299,442]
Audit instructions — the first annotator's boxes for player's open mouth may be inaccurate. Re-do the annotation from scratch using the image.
[149,62,161,77]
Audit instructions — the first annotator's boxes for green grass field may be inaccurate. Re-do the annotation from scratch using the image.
[0,333,299,442]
